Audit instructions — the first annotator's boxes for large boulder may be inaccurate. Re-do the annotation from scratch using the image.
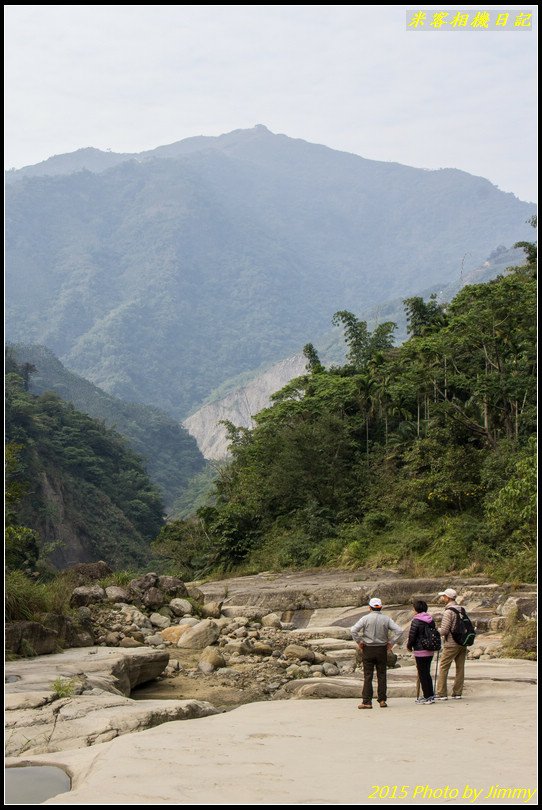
[129,573,159,599]
[221,606,264,621]
[198,646,226,673]
[39,613,94,649]
[160,625,191,644]
[105,586,131,603]
[149,613,170,629]
[201,602,223,619]
[221,639,253,656]
[177,619,220,649]
[252,642,273,656]
[261,612,282,628]
[290,627,351,640]
[65,623,95,648]
[70,585,106,607]
[119,637,144,648]
[5,621,59,656]
[279,677,363,698]
[498,596,537,620]
[186,585,205,604]
[284,644,316,663]
[6,646,171,697]
[5,647,218,756]
[142,588,165,609]
[145,633,165,647]
[68,561,112,585]
[120,606,152,629]
[387,651,399,669]
[158,576,188,599]
[169,598,193,616]
[304,638,357,652]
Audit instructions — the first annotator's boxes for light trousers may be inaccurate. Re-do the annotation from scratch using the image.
[436,645,467,697]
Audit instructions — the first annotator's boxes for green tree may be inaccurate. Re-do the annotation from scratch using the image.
[5,442,39,571]
[404,294,447,337]
[484,437,536,549]
[303,343,324,374]
[332,311,396,370]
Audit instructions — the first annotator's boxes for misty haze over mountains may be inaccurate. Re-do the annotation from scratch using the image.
[5,125,535,419]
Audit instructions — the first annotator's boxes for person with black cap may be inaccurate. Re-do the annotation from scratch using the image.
[436,588,466,700]
[350,597,403,709]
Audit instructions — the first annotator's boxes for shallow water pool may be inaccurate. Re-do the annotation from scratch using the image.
[5,766,71,805]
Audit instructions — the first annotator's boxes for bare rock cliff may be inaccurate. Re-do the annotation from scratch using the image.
[183,354,307,459]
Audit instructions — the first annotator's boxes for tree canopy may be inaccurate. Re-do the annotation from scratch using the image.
[154,239,537,582]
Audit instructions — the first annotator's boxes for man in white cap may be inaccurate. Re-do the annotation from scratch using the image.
[436,588,466,700]
[350,598,403,709]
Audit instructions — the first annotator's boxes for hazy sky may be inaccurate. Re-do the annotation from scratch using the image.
[4,5,537,201]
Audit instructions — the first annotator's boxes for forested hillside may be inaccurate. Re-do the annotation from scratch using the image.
[184,244,527,460]
[5,356,164,569]
[6,126,534,417]
[9,344,205,511]
[154,238,536,582]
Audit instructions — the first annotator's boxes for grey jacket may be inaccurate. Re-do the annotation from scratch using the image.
[350,611,403,646]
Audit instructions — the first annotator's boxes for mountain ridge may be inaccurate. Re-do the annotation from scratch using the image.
[8,344,205,511]
[6,127,535,418]
[6,125,531,203]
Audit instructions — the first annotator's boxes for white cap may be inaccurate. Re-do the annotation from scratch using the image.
[369,597,382,608]
[438,588,457,599]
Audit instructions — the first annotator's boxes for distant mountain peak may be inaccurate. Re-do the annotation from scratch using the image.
[6,129,535,421]
[5,126,280,182]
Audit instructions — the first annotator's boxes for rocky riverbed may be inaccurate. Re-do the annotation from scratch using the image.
[5,567,537,803]
[4,647,217,757]
[73,568,536,709]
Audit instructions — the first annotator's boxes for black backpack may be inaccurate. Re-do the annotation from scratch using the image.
[448,607,476,646]
[418,620,442,651]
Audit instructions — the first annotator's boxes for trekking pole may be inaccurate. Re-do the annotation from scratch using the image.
[434,648,440,685]
[416,672,420,701]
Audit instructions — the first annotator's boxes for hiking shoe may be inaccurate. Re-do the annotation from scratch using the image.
[358,703,372,709]
[415,697,426,704]
[379,701,388,708]
[435,696,448,701]
[452,695,462,700]
[424,696,435,704]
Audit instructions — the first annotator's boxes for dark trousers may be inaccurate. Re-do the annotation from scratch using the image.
[361,645,388,703]
[415,655,434,698]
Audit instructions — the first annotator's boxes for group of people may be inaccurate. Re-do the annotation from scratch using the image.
[350,588,467,708]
